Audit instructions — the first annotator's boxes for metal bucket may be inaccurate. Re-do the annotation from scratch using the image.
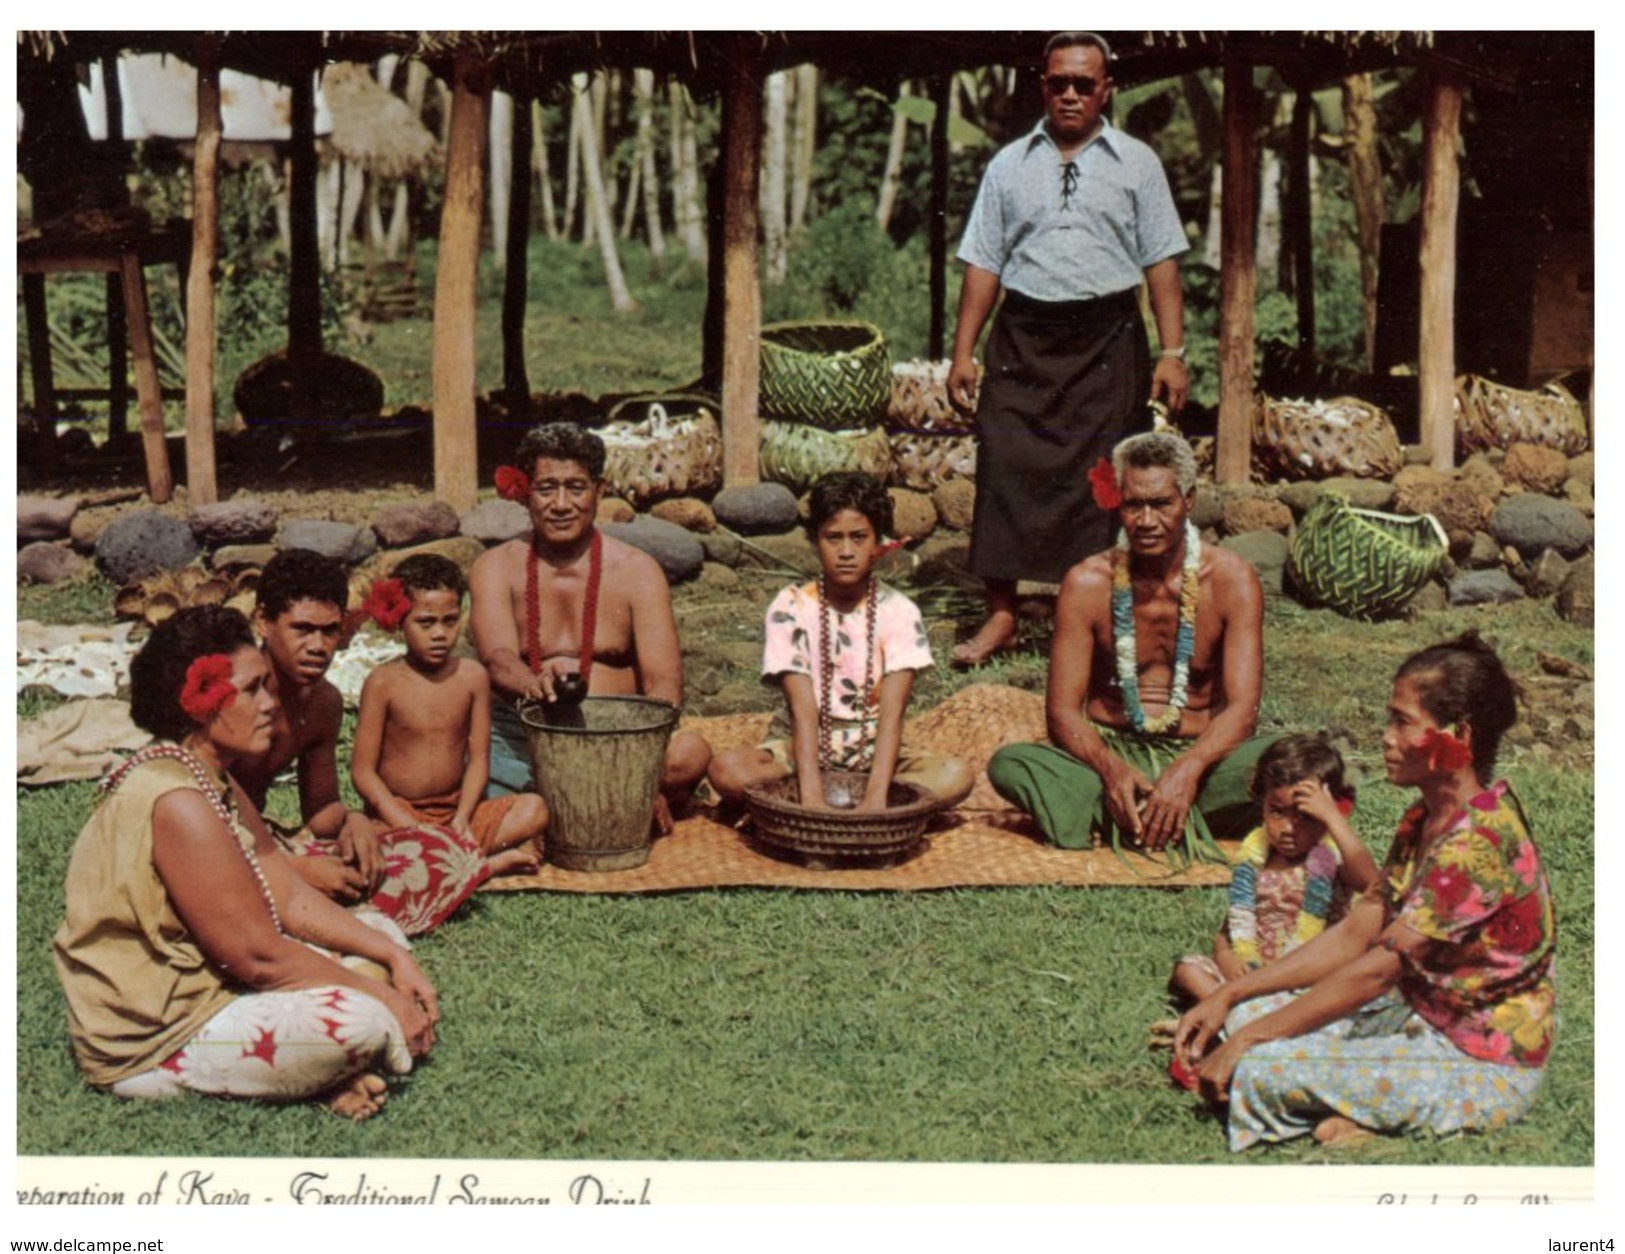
[519,696,678,871]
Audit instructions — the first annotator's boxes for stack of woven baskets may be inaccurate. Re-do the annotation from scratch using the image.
[884,359,979,491]
[757,321,894,493]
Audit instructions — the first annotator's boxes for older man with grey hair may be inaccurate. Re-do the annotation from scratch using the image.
[988,431,1277,852]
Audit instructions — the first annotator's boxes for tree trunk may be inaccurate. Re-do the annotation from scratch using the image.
[671,80,707,263]
[533,99,561,241]
[384,60,430,259]
[564,83,582,240]
[592,73,614,233]
[791,63,817,232]
[433,53,489,512]
[876,81,911,231]
[634,68,666,265]
[761,69,789,284]
[720,34,764,484]
[1217,59,1259,486]
[337,159,366,268]
[929,72,951,360]
[503,88,534,402]
[185,33,222,506]
[576,74,638,312]
[288,67,322,364]
[619,141,641,240]
[1419,70,1463,472]
[1343,72,1384,370]
[490,89,512,264]
[1285,80,1315,351]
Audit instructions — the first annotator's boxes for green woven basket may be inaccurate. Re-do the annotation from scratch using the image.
[759,320,891,431]
[1287,493,1449,620]
[759,421,893,495]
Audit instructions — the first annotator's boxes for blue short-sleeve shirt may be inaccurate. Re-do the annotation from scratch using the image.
[957,118,1188,302]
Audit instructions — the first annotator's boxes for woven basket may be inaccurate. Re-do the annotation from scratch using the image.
[759,321,891,430]
[759,421,892,494]
[1287,494,1448,621]
[744,772,942,865]
[1253,394,1403,481]
[886,430,978,492]
[595,395,723,508]
[1454,374,1588,455]
[888,359,978,434]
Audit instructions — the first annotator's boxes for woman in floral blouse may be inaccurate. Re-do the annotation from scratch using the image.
[1173,632,1554,1149]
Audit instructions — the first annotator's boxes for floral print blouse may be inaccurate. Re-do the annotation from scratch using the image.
[1372,780,1556,1068]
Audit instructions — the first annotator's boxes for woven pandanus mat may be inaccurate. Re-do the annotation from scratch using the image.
[481,685,1234,894]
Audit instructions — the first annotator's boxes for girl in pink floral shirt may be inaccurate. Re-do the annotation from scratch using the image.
[1173,632,1555,1149]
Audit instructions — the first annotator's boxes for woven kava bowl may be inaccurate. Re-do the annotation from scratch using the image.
[759,321,891,430]
[744,772,940,865]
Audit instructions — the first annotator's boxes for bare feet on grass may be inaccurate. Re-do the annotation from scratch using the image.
[326,1072,388,1121]
[1313,1115,1376,1148]
[951,610,1018,668]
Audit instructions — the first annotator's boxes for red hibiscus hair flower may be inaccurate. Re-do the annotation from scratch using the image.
[495,465,532,503]
[180,654,238,724]
[1088,457,1122,511]
[1418,726,1474,773]
[362,578,413,631]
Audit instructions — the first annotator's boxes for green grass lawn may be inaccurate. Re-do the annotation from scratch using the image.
[14,594,1594,1166]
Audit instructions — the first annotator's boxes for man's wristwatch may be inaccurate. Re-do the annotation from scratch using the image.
[1159,346,1187,361]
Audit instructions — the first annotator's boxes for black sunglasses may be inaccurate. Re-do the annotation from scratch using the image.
[1044,74,1100,97]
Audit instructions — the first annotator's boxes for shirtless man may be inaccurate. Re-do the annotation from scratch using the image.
[470,423,711,821]
[235,548,383,902]
[987,430,1276,851]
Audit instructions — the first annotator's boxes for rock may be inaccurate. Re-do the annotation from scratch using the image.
[1556,554,1594,626]
[1488,494,1593,558]
[189,498,278,547]
[713,482,801,535]
[650,497,718,534]
[94,510,201,584]
[1524,548,1572,598]
[697,560,741,590]
[1562,478,1594,516]
[18,495,78,544]
[739,529,819,576]
[1300,477,1395,513]
[914,534,971,584]
[1392,465,1453,495]
[1456,454,1506,502]
[1402,581,1449,617]
[600,517,705,583]
[698,529,743,567]
[459,499,531,545]
[1219,531,1289,597]
[276,519,377,566]
[1275,481,1324,517]
[1501,442,1570,495]
[1402,444,1436,466]
[70,509,114,553]
[931,479,977,532]
[1447,569,1524,607]
[1392,478,1491,536]
[17,541,86,585]
[372,536,487,577]
[211,543,278,572]
[888,488,937,543]
[1221,496,1293,536]
[1464,531,1503,570]
[372,500,460,548]
[1566,451,1595,493]
[596,497,637,525]
[1189,483,1224,531]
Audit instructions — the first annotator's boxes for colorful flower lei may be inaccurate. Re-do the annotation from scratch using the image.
[495,465,532,503]
[1089,457,1123,511]
[1111,519,1200,734]
[179,654,238,724]
[362,578,413,631]
[1227,827,1341,969]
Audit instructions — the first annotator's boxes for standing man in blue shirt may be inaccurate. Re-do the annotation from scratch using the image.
[947,31,1190,666]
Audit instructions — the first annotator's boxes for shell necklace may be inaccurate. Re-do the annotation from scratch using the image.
[101,742,283,933]
[816,577,879,771]
[526,530,602,687]
[1112,519,1201,735]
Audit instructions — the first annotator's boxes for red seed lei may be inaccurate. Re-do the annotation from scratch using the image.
[526,529,602,688]
[816,577,879,772]
[101,743,283,934]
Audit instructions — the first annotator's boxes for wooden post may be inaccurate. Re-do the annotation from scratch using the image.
[184,35,222,506]
[928,72,951,361]
[288,67,322,364]
[502,86,534,403]
[1287,79,1315,353]
[720,35,765,486]
[1419,70,1463,472]
[102,51,129,437]
[433,52,490,513]
[1343,73,1384,371]
[1216,59,1258,486]
[122,253,174,503]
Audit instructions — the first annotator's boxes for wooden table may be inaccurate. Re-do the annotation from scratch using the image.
[19,222,191,502]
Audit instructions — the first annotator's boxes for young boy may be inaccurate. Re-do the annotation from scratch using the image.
[708,471,973,813]
[352,555,549,878]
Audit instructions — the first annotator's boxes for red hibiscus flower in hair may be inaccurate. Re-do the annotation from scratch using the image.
[1088,457,1122,511]
[1335,793,1356,818]
[1418,726,1473,773]
[362,578,413,631]
[180,654,238,724]
[495,465,532,503]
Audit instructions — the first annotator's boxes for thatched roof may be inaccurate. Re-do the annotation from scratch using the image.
[321,62,439,177]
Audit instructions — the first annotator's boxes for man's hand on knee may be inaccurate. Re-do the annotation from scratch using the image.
[1101,757,1154,839]
[1142,756,1206,850]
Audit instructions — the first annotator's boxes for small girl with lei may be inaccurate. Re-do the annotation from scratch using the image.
[1170,733,1380,1005]
[706,472,973,813]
